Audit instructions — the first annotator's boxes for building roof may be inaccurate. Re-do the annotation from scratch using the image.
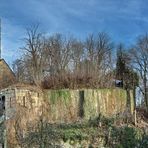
[0,59,15,76]
[0,59,16,89]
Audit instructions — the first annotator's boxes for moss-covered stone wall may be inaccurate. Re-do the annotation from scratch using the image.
[44,88,133,122]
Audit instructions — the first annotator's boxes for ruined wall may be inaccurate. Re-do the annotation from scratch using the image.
[0,85,43,119]
[1,87,133,122]
[44,88,133,122]
[1,86,44,147]
[15,88,42,110]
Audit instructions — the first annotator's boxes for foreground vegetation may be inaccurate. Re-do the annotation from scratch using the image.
[4,111,147,148]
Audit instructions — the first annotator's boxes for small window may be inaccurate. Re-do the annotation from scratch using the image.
[10,97,12,108]
[23,96,26,107]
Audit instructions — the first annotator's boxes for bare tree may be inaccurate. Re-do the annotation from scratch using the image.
[85,32,114,87]
[85,34,96,77]
[46,34,73,75]
[21,25,47,86]
[130,34,148,111]
[13,59,27,83]
[71,39,84,74]
[13,29,114,89]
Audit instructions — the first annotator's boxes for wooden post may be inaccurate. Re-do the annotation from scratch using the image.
[134,109,137,126]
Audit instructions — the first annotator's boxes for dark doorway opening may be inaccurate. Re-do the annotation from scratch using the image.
[78,90,85,118]
[2,96,5,110]
[0,143,4,148]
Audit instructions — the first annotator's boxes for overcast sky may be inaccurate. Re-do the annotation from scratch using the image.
[0,0,148,65]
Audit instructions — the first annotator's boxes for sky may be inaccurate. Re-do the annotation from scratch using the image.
[0,0,148,65]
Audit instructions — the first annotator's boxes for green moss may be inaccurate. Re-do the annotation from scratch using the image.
[47,90,71,104]
[99,88,110,93]
[120,89,127,100]
[44,88,133,120]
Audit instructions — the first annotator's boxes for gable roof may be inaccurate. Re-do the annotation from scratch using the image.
[0,59,15,76]
[0,59,16,89]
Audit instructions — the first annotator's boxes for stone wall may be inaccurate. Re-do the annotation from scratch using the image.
[0,85,43,119]
[44,88,133,122]
[1,87,133,122]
